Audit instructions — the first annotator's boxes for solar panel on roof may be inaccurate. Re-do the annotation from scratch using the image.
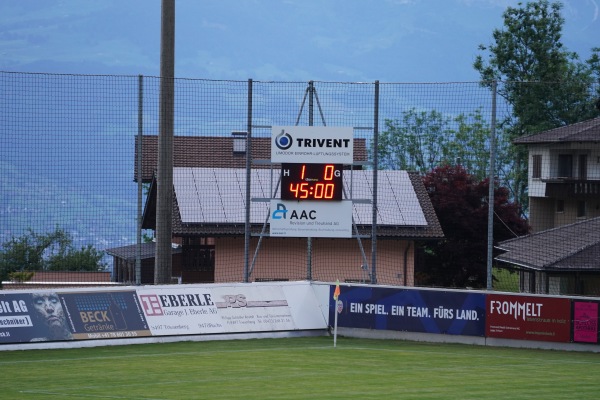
[173,167,427,227]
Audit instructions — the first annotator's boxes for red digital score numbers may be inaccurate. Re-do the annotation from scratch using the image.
[281,163,343,200]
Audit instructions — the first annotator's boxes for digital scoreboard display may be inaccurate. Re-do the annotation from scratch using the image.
[281,163,343,201]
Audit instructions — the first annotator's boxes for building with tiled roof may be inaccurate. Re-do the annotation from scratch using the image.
[495,217,600,296]
[114,133,443,286]
[513,117,600,232]
[134,134,368,183]
[139,167,443,285]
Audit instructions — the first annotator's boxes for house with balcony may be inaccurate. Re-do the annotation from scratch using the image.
[513,117,600,233]
[494,117,600,296]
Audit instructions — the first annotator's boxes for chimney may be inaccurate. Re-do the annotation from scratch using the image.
[232,131,247,154]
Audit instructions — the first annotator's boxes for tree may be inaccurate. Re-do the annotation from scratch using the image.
[473,0,600,208]
[416,165,529,289]
[0,228,107,286]
[378,108,500,181]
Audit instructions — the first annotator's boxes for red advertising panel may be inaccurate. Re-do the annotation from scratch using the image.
[573,301,598,344]
[486,294,570,343]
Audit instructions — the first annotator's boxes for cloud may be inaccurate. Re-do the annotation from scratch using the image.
[456,0,520,7]
[564,0,599,23]
[385,0,419,5]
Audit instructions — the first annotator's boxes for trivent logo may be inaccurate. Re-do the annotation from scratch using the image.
[275,129,293,150]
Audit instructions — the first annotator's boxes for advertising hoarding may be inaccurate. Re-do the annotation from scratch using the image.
[0,283,327,345]
[60,291,151,340]
[329,286,486,336]
[486,294,571,343]
[137,285,303,336]
[1,290,151,343]
[0,292,60,343]
[573,301,598,344]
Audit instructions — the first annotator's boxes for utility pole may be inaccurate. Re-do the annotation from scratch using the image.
[155,0,175,284]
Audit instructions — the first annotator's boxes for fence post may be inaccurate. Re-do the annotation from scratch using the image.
[243,79,253,283]
[136,75,143,285]
[486,80,498,290]
[371,80,380,284]
[306,81,314,281]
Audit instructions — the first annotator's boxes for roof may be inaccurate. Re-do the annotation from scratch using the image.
[134,135,369,183]
[1,271,114,289]
[495,217,600,272]
[513,117,600,145]
[142,168,444,239]
[105,242,181,261]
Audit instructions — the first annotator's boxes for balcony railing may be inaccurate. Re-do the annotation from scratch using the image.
[543,178,600,197]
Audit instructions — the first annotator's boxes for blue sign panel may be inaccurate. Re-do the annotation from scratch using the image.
[0,290,151,344]
[60,291,150,340]
[330,286,486,336]
[0,292,73,343]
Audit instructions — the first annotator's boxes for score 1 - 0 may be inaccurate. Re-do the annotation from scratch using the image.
[281,163,343,201]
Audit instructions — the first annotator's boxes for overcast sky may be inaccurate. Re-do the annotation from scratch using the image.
[0,0,598,82]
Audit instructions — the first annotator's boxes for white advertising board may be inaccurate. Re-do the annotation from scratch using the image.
[271,126,354,164]
[269,200,352,238]
[136,283,327,336]
[137,287,223,336]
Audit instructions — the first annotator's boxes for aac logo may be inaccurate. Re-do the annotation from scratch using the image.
[272,203,288,219]
[275,129,293,150]
[272,203,317,220]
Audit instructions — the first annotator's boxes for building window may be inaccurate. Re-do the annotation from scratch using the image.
[558,154,573,178]
[577,201,586,218]
[183,245,215,272]
[532,155,542,178]
[556,199,564,213]
[579,154,588,180]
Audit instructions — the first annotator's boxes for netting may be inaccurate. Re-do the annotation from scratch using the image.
[1,71,599,297]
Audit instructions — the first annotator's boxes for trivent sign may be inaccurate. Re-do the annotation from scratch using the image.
[271,126,353,164]
[270,126,354,238]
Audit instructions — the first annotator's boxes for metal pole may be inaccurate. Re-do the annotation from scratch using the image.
[136,75,143,286]
[371,81,379,284]
[307,81,314,280]
[486,81,498,290]
[243,79,253,282]
[155,0,175,284]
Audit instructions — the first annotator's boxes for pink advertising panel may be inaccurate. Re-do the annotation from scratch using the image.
[573,301,598,344]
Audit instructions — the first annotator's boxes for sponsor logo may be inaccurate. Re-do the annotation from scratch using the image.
[215,294,288,309]
[272,203,317,220]
[139,293,214,316]
[489,300,543,321]
[272,203,288,219]
[275,128,352,151]
[275,129,293,150]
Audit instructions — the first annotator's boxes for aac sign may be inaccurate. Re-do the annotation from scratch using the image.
[269,200,352,238]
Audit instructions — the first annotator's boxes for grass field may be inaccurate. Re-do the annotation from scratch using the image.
[1,336,599,399]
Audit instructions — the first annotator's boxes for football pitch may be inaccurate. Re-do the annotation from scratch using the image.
[1,336,599,399]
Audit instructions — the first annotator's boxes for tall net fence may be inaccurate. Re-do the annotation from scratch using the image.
[1,71,599,297]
